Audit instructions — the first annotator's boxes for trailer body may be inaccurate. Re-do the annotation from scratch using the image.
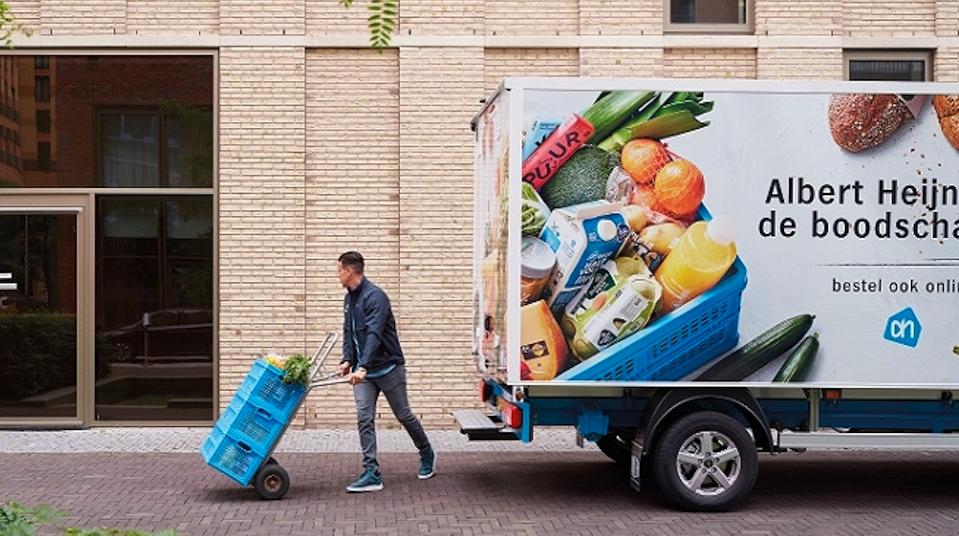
[459,77,959,511]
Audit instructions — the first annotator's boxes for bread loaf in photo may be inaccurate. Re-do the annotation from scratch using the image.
[828,94,915,152]
[932,95,959,150]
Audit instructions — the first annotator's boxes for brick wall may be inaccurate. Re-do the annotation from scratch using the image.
[394,46,484,426]
[579,0,663,36]
[758,48,843,80]
[40,0,127,34]
[581,49,665,77]
[217,47,307,399]
[127,0,219,34]
[664,48,754,78]
[840,0,937,36]
[5,0,959,431]
[302,47,402,428]
[756,1,839,35]
[485,0,580,36]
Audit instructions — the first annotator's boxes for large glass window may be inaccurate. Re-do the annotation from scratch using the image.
[666,0,751,32]
[97,195,213,421]
[0,55,214,189]
[0,54,215,425]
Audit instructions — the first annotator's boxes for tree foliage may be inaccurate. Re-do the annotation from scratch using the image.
[0,1,31,48]
[340,0,397,51]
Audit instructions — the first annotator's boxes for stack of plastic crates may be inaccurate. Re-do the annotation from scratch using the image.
[201,359,306,486]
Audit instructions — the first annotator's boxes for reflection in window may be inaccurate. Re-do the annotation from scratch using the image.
[100,113,161,187]
[37,142,50,171]
[670,0,746,24]
[164,106,214,188]
[0,55,214,189]
[36,110,51,133]
[100,106,212,188]
[34,76,50,101]
[96,195,213,421]
[849,60,926,82]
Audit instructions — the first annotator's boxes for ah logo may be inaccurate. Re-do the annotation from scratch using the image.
[883,307,921,348]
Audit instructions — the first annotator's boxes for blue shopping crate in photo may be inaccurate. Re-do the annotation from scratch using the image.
[556,256,746,382]
[236,359,306,422]
[216,395,286,455]
[555,206,748,383]
[201,424,266,486]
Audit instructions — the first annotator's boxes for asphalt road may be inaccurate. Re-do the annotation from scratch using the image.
[3,447,959,535]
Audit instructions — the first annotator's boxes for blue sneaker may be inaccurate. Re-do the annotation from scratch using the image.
[346,468,383,492]
[418,450,436,480]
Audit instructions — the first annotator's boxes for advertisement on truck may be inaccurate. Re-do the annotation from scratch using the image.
[473,79,959,387]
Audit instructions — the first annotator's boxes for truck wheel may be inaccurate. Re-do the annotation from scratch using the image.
[652,411,757,512]
[597,432,631,465]
[253,462,290,500]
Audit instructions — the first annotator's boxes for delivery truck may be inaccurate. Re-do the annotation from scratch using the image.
[455,77,959,511]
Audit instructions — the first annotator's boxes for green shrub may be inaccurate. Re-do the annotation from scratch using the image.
[0,501,178,536]
[0,314,111,401]
[0,501,66,536]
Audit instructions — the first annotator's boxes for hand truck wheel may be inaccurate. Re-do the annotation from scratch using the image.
[253,461,290,500]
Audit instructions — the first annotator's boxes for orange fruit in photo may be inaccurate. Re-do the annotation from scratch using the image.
[621,139,671,186]
[629,183,658,209]
[653,159,705,219]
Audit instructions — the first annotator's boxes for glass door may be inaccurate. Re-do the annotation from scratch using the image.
[0,200,88,425]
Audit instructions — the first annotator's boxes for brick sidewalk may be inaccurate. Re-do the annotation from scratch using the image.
[0,427,597,453]
[3,447,959,535]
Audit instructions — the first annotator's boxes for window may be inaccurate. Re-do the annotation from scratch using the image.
[37,142,50,171]
[844,51,932,82]
[666,0,751,33]
[34,55,49,69]
[36,110,51,133]
[99,105,212,188]
[34,76,50,102]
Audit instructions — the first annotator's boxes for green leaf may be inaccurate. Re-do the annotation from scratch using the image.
[0,1,32,48]
[367,0,396,51]
[339,0,396,51]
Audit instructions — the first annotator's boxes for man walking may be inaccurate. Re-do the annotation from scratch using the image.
[336,251,436,492]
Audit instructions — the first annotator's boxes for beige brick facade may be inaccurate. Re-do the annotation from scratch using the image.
[7,1,959,429]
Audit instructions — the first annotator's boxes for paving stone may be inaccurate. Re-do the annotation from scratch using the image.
[2,429,959,535]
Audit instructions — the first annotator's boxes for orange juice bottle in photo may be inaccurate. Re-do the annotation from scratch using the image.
[654,215,736,314]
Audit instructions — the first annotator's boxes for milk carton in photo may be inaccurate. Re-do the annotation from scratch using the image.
[538,200,630,317]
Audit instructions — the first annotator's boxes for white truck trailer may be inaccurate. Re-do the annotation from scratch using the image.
[456,77,959,511]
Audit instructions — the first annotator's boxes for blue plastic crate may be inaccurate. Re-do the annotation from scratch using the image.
[200,424,266,486]
[554,204,748,383]
[236,359,306,421]
[556,256,746,382]
[215,395,286,455]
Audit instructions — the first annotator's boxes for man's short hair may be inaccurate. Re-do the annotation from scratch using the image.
[339,251,365,275]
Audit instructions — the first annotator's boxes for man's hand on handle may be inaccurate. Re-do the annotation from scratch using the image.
[338,361,367,384]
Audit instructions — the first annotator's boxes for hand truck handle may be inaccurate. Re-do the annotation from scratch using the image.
[308,331,339,383]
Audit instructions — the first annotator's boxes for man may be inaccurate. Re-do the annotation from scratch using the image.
[336,251,436,493]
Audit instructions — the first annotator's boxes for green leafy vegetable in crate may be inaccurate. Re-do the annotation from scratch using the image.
[281,354,312,387]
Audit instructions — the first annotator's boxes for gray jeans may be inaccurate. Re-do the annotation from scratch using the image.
[352,364,432,472]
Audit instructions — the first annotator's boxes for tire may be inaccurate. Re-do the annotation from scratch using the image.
[253,462,290,500]
[596,432,632,466]
[651,411,758,512]
[113,342,133,361]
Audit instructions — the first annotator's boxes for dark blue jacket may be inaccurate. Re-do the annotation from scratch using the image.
[341,277,405,372]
